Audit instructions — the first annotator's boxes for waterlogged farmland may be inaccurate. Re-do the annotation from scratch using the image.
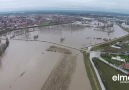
[0,21,128,90]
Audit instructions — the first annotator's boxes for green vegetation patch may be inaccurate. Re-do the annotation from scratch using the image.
[40,22,53,26]
[100,54,128,66]
[93,58,129,90]
[91,35,129,52]
[83,52,101,90]
[101,42,129,53]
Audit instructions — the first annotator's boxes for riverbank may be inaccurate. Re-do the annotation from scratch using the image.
[91,34,129,51]
[83,52,101,90]
[0,43,8,55]
[0,22,74,35]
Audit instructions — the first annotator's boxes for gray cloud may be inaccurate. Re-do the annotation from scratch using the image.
[0,0,129,13]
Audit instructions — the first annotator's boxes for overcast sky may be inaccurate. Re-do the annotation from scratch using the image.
[0,0,129,13]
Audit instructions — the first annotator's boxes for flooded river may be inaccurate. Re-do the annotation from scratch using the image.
[0,23,128,90]
[15,23,128,49]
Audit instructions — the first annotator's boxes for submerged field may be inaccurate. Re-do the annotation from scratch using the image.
[0,23,128,90]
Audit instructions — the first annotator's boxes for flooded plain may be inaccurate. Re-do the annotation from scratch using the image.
[15,23,128,49]
[0,23,128,90]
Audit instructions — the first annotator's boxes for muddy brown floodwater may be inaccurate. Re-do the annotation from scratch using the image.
[0,23,128,90]
[41,53,77,90]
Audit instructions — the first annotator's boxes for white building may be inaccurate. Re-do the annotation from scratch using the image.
[111,56,125,62]
[111,45,121,49]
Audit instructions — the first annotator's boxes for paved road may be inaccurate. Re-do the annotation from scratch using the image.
[89,51,129,90]
[89,51,106,90]
[90,51,128,75]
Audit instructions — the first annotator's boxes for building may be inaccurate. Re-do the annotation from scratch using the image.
[111,56,125,62]
[111,44,122,49]
[122,63,129,69]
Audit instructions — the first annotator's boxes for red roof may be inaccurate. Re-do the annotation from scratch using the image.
[122,63,129,69]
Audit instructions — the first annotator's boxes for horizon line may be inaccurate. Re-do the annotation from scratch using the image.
[0,9,129,15]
